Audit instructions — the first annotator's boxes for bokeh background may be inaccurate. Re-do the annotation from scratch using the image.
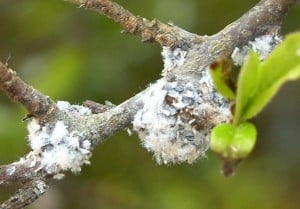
[1,0,300,208]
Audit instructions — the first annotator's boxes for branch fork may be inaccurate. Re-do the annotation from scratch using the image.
[0,0,297,208]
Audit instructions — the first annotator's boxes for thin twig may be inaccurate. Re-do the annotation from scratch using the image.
[207,0,297,59]
[83,100,115,114]
[0,62,57,118]
[0,0,298,208]
[65,0,203,48]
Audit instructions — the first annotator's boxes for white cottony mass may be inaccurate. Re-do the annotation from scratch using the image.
[231,34,282,66]
[133,70,232,164]
[27,101,93,179]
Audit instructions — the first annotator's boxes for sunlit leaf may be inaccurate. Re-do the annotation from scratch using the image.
[210,122,257,159]
[235,32,300,122]
[234,51,260,122]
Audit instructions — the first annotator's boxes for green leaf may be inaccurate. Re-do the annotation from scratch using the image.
[235,32,300,122]
[234,51,260,122]
[209,57,236,99]
[210,122,257,159]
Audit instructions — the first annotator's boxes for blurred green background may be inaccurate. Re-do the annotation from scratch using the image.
[1,0,300,209]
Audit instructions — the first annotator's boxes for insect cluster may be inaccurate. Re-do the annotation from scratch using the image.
[133,69,232,164]
[27,101,93,179]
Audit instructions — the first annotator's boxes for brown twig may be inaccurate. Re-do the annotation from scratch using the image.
[83,100,115,114]
[65,0,204,48]
[207,0,297,59]
[0,0,298,208]
[0,62,57,118]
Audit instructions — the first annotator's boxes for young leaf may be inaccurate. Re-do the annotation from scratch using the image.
[209,57,236,99]
[210,122,257,159]
[235,32,300,122]
[234,51,260,123]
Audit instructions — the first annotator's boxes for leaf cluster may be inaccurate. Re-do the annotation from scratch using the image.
[210,32,300,172]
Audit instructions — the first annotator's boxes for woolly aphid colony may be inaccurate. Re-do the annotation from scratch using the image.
[26,35,280,177]
[27,101,92,179]
[231,34,282,65]
[133,34,281,165]
[133,46,232,164]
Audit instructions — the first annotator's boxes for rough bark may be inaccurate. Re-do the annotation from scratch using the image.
[0,0,297,208]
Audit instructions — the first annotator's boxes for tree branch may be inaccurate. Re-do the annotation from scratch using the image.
[65,0,205,48]
[0,178,48,209]
[0,62,57,118]
[207,0,296,59]
[0,0,297,208]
